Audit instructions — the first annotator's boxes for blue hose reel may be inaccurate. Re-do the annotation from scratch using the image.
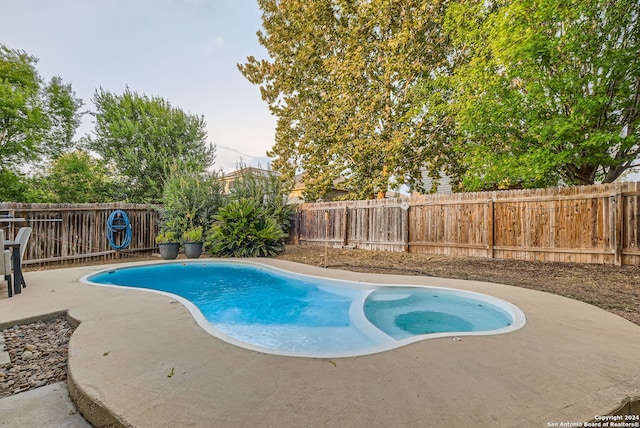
[107,209,132,250]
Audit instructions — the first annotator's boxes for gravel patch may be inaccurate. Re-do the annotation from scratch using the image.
[0,315,75,399]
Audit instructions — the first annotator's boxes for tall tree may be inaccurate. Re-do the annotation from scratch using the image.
[89,88,215,203]
[0,44,83,200]
[239,0,449,200]
[445,0,640,190]
[0,170,30,202]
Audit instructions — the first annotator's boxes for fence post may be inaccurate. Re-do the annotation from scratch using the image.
[613,188,623,266]
[402,202,410,253]
[343,206,348,248]
[296,208,302,245]
[61,211,69,258]
[487,199,495,258]
[293,207,300,245]
[324,211,330,267]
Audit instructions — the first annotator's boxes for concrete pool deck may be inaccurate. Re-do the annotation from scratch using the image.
[1,258,639,427]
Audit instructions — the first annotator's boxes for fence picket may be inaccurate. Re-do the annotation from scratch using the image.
[292,182,640,265]
[0,203,159,265]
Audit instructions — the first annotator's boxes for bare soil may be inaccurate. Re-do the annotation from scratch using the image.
[275,245,640,327]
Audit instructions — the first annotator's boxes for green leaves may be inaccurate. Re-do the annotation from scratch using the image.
[244,0,640,194]
[0,44,84,201]
[446,0,640,189]
[206,166,292,257]
[35,150,114,203]
[160,168,223,237]
[89,88,215,203]
[0,44,83,170]
[227,165,294,232]
[240,0,450,200]
[207,199,287,258]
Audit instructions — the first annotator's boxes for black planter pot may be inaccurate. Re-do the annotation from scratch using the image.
[183,242,203,259]
[158,242,180,260]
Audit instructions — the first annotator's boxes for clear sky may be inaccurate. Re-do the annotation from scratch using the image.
[0,0,274,172]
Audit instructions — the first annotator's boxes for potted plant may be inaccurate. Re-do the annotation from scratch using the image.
[156,231,180,260]
[182,226,204,258]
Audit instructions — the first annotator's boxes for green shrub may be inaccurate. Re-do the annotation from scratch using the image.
[182,226,203,243]
[159,168,223,237]
[207,199,287,257]
[156,231,179,244]
[228,165,294,233]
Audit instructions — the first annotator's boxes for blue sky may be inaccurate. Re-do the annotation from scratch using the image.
[0,0,274,172]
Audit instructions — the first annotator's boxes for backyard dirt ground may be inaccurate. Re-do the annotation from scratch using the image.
[24,245,640,326]
[276,245,640,327]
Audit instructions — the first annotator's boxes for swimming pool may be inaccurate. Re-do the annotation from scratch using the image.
[83,261,526,357]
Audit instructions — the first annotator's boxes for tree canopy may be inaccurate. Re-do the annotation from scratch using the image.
[89,88,216,203]
[1,44,221,204]
[239,0,450,200]
[241,0,640,197]
[445,0,640,190]
[0,45,83,164]
[33,150,114,203]
[0,44,83,200]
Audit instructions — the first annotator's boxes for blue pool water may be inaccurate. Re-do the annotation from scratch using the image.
[84,261,525,357]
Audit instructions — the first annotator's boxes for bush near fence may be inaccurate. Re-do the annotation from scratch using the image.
[0,203,159,265]
[291,182,640,266]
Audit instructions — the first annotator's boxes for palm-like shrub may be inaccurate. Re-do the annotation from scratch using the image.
[207,199,287,257]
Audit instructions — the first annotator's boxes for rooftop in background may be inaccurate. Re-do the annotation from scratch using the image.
[414,168,453,196]
[223,168,411,203]
[221,167,276,194]
[290,173,348,204]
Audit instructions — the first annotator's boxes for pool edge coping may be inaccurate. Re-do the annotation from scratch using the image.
[79,259,527,358]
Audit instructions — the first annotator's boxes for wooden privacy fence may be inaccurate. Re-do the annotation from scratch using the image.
[0,203,159,265]
[291,182,640,265]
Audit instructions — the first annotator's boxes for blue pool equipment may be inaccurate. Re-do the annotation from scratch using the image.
[107,209,132,250]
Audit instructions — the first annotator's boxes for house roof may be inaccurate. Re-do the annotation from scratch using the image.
[292,173,346,191]
[222,167,277,180]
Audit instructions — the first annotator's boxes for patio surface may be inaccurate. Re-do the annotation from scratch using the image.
[1,258,639,427]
